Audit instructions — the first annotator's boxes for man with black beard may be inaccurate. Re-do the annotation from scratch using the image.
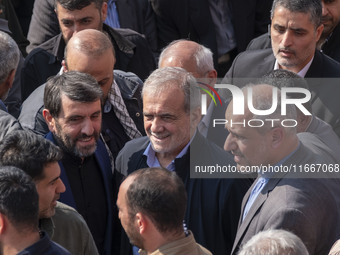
[43,71,115,255]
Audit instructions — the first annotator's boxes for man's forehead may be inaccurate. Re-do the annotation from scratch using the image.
[56,2,98,16]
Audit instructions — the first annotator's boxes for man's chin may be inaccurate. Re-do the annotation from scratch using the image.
[75,144,97,157]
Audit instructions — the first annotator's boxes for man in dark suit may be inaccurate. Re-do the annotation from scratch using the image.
[43,71,116,255]
[223,0,340,137]
[21,0,155,101]
[247,0,340,63]
[224,84,340,255]
[116,67,251,255]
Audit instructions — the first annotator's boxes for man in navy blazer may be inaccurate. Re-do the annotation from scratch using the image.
[223,0,340,137]
[43,71,115,255]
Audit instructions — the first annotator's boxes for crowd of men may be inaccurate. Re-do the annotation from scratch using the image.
[1,0,340,254]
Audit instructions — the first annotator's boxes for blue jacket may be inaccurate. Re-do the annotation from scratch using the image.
[45,132,114,255]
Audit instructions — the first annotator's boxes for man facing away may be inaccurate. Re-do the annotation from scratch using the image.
[0,30,22,140]
[0,166,71,255]
[0,130,99,255]
[117,167,212,255]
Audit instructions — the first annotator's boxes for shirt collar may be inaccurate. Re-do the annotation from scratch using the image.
[143,131,196,170]
[274,57,314,78]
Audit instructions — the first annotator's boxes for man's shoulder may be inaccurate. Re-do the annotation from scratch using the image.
[246,33,272,51]
[309,50,340,77]
[19,84,46,131]
[115,136,149,175]
[118,136,149,158]
[54,202,85,222]
[225,48,274,81]
[234,48,273,62]
[0,109,22,141]
[114,70,143,97]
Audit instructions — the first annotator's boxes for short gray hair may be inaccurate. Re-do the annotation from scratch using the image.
[270,0,322,28]
[0,31,20,85]
[142,67,201,113]
[238,229,309,255]
[158,39,214,76]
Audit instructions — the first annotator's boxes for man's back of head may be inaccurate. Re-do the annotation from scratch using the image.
[158,39,216,78]
[238,229,309,255]
[0,130,62,181]
[0,166,39,234]
[64,29,115,102]
[127,167,187,235]
[117,167,188,251]
[0,31,20,101]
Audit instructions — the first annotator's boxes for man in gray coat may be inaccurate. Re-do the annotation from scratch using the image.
[225,84,340,255]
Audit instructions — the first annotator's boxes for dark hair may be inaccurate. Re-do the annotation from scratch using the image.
[44,71,103,117]
[126,168,187,234]
[55,0,103,11]
[0,166,39,232]
[271,0,322,28]
[259,69,312,112]
[0,130,62,181]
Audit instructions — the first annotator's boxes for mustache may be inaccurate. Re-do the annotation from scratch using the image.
[322,16,332,23]
[278,47,295,54]
[76,133,98,140]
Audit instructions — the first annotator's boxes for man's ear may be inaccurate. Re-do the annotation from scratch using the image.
[136,212,147,234]
[43,109,56,132]
[190,106,202,130]
[206,70,217,86]
[271,127,284,149]
[101,1,108,22]
[5,69,16,90]
[0,213,7,235]
[61,60,68,73]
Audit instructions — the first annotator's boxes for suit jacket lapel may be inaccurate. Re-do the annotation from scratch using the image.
[232,176,282,254]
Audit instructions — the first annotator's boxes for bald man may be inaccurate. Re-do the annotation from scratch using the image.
[225,84,340,255]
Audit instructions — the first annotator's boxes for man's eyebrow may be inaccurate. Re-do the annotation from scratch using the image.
[49,176,60,184]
